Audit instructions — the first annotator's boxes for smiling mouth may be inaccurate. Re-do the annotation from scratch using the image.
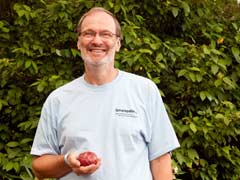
[89,49,107,55]
[90,49,105,52]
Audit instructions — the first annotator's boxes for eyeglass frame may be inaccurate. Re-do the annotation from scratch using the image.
[78,30,120,40]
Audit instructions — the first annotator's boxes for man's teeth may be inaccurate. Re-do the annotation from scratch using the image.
[91,49,105,52]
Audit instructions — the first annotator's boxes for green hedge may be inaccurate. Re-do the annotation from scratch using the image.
[0,0,240,179]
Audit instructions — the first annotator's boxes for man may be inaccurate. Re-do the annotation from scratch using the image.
[31,7,180,180]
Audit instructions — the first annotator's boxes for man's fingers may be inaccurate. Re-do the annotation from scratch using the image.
[73,159,101,175]
[67,151,80,167]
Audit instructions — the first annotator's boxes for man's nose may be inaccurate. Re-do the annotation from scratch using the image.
[91,33,103,44]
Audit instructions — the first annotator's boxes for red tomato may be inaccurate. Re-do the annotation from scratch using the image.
[77,151,98,166]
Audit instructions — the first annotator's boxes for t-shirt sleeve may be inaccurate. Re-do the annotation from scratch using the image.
[30,94,60,156]
[147,82,180,161]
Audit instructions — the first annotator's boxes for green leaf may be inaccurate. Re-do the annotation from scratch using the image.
[190,123,197,133]
[0,22,9,33]
[25,60,31,69]
[178,69,187,77]
[67,21,73,29]
[223,77,236,89]
[214,79,222,87]
[199,159,208,167]
[200,91,206,101]
[223,118,231,126]
[211,64,219,75]
[0,21,4,27]
[56,49,62,56]
[211,49,222,55]
[181,2,190,16]
[13,162,20,173]
[189,67,200,72]
[222,146,231,156]
[176,151,185,165]
[214,26,223,33]
[0,99,8,110]
[31,61,38,73]
[215,113,224,119]
[7,141,19,147]
[5,162,14,171]
[188,149,199,160]
[231,47,240,63]
[171,7,179,17]
[107,1,114,8]
[23,5,31,12]
[156,52,163,61]
[202,45,210,54]
[232,22,238,30]
[20,138,33,144]
[139,49,152,55]
[16,10,25,17]
[136,15,145,22]
[71,48,80,57]
[189,72,196,82]
[37,80,48,92]
[196,74,202,82]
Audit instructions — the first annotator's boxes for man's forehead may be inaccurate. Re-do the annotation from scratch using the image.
[83,11,114,23]
[81,11,116,30]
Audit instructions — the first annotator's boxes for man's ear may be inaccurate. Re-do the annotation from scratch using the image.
[115,38,121,52]
[77,37,81,50]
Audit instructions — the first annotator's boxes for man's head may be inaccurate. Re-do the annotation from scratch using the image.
[77,7,121,38]
[77,7,121,67]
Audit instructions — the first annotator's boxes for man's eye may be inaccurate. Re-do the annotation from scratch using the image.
[101,32,112,38]
[83,32,95,37]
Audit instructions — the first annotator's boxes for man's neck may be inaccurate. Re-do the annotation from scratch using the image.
[84,64,118,85]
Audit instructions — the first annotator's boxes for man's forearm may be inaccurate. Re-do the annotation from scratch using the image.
[150,153,173,180]
[32,155,72,179]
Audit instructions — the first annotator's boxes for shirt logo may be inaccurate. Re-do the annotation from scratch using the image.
[115,108,138,118]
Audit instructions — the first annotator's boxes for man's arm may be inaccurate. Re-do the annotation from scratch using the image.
[32,155,71,179]
[32,152,101,179]
[150,153,173,180]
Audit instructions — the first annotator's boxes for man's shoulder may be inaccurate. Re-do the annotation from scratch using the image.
[48,76,83,98]
[121,70,150,82]
[120,70,156,88]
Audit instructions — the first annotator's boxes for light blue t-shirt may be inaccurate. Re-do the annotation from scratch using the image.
[31,70,180,180]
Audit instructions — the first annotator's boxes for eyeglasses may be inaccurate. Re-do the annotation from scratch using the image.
[79,30,118,40]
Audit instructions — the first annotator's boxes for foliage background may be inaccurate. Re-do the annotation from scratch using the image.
[0,0,240,179]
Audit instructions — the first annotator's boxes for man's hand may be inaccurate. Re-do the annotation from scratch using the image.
[66,151,101,175]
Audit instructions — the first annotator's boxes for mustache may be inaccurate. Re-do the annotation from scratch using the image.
[87,44,106,49]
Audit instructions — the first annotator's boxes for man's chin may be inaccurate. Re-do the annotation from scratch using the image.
[82,56,113,67]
